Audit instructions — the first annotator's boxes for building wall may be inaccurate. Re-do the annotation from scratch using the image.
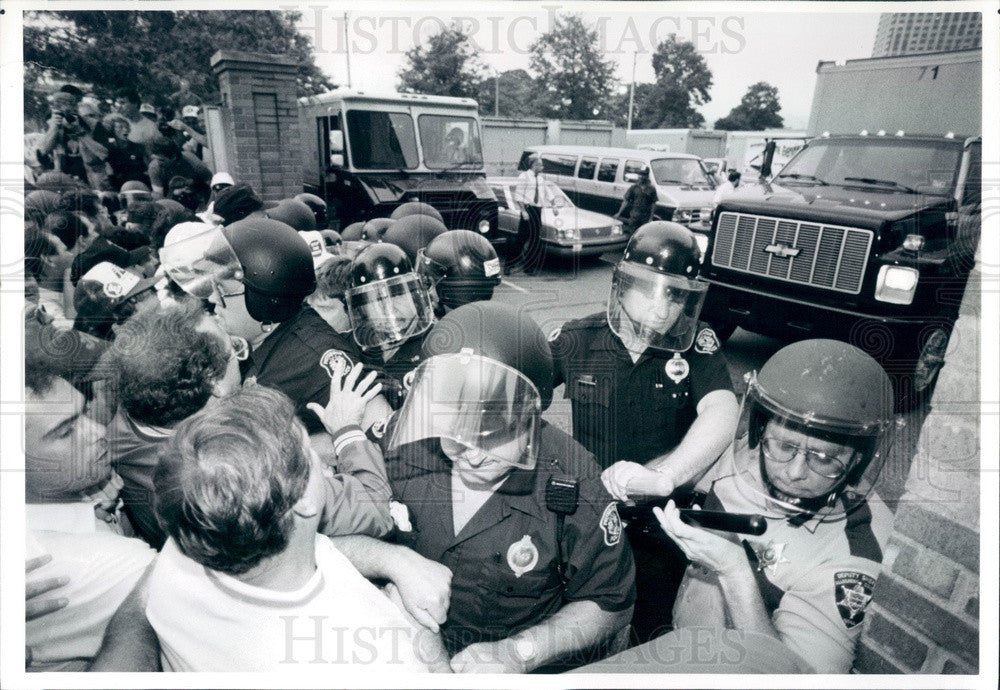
[807,50,981,136]
[481,117,622,176]
[873,12,982,57]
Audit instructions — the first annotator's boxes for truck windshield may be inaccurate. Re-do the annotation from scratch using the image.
[650,158,715,187]
[777,139,961,196]
[419,115,484,170]
[346,110,419,170]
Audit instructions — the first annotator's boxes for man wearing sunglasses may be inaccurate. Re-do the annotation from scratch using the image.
[384,303,635,673]
[635,339,896,674]
[548,221,739,642]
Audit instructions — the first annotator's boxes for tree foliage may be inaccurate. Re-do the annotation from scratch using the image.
[714,81,784,131]
[23,10,333,114]
[628,34,714,128]
[476,69,544,118]
[397,23,487,100]
[528,15,619,120]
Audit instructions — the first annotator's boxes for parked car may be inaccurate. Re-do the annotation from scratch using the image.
[486,177,627,258]
[517,146,717,230]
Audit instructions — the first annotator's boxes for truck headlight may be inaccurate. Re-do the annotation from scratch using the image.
[478,219,490,234]
[875,265,918,305]
[675,209,692,222]
[693,233,709,259]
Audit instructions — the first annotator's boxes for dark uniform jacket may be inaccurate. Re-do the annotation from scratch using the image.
[388,422,636,656]
[242,305,368,435]
[550,313,733,470]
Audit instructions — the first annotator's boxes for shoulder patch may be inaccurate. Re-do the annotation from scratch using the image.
[547,326,562,343]
[694,327,720,354]
[599,502,623,546]
[834,571,876,629]
[319,349,353,378]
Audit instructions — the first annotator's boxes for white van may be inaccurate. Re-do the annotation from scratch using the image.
[517,145,717,228]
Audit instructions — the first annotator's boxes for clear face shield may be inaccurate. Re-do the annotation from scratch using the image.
[346,273,435,351]
[157,226,243,304]
[386,352,541,470]
[730,371,895,519]
[607,262,708,353]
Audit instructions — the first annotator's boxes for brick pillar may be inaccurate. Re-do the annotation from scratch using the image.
[210,50,302,203]
[854,244,982,674]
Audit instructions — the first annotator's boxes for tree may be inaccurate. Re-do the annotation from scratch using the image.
[397,23,486,99]
[476,69,544,118]
[714,82,785,131]
[626,34,714,128]
[23,10,333,112]
[528,14,619,120]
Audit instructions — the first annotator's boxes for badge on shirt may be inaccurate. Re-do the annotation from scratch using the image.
[319,349,353,378]
[835,571,876,629]
[664,353,690,383]
[694,327,721,354]
[752,539,789,576]
[600,503,623,546]
[507,535,539,578]
[402,369,416,391]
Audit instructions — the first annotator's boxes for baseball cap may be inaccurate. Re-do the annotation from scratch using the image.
[71,236,153,286]
[79,261,158,303]
[213,183,264,225]
[210,172,235,189]
[181,105,200,119]
[139,103,157,115]
[299,230,336,269]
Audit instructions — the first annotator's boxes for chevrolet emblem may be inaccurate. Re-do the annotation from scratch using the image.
[764,243,801,258]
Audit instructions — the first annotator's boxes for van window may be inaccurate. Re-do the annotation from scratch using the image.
[597,158,619,183]
[624,159,646,180]
[346,110,418,170]
[577,157,597,179]
[542,154,577,176]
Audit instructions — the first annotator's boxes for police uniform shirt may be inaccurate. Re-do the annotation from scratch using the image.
[672,447,892,673]
[388,422,636,656]
[242,305,368,435]
[360,333,427,409]
[550,313,733,469]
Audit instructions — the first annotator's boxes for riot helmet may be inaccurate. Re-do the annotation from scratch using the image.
[390,201,445,224]
[416,230,502,311]
[734,339,897,518]
[266,198,317,232]
[382,214,448,264]
[607,221,708,353]
[295,192,328,228]
[387,302,553,471]
[346,243,434,351]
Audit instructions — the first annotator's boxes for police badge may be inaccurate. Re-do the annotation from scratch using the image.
[507,535,539,578]
[694,327,720,354]
[835,571,876,628]
[319,349,353,378]
[665,352,690,383]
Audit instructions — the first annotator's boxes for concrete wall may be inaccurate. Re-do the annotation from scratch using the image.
[807,49,981,136]
[210,50,303,203]
[481,117,624,176]
[854,242,982,674]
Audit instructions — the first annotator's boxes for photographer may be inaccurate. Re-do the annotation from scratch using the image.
[35,90,108,190]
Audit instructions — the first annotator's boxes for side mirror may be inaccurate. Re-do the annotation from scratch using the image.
[329,131,344,153]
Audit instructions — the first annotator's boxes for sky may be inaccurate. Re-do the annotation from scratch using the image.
[300,6,882,130]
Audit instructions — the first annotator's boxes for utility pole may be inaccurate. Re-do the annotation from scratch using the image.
[494,72,500,117]
[344,12,352,88]
[626,51,637,131]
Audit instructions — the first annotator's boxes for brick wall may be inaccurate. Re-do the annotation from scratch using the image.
[854,245,982,674]
[210,50,303,202]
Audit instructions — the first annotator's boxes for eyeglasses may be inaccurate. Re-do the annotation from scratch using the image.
[760,436,852,479]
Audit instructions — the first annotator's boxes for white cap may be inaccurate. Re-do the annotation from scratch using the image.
[181,105,200,119]
[211,172,235,188]
[300,230,335,269]
[80,261,154,301]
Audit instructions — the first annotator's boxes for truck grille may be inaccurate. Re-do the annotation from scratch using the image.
[711,212,873,295]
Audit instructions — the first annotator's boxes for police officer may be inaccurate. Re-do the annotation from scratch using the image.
[385,302,635,672]
[549,221,739,642]
[161,218,391,435]
[591,339,894,674]
[346,242,436,407]
[416,229,503,316]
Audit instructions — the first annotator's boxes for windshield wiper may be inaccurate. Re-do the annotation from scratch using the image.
[776,173,829,186]
[843,176,918,193]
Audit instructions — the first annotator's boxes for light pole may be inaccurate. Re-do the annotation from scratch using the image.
[626,51,637,130]
[492,68,500,117]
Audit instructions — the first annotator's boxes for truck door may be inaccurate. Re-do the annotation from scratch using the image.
[318,113,348,227]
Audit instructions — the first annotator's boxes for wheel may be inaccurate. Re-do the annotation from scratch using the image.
[891,325,951,412]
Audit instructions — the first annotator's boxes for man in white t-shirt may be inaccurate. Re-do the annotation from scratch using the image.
[145,380,445,672]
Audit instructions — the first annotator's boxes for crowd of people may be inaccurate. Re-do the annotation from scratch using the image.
[22,81,899,677]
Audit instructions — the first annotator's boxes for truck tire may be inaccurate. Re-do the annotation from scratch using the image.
[889,324,951,412]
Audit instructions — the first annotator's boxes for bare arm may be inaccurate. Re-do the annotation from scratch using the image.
[450,600,631,673]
